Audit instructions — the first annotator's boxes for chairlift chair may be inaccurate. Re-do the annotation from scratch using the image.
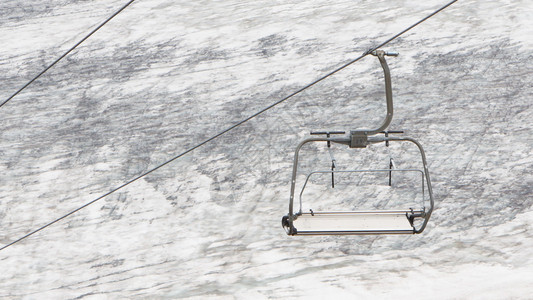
[282,50,434,235]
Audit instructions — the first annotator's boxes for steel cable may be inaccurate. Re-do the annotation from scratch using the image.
[0,0,136,109]
[0,0,458,251]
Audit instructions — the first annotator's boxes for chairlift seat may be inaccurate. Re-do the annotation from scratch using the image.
[283,210,423,235]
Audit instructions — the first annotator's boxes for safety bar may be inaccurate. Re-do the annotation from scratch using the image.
[352,50,396,136]
[298,169,426,214]
[286,136,433,234]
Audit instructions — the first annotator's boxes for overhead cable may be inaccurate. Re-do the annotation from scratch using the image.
[0,0,458,252]
[0,0,136,109]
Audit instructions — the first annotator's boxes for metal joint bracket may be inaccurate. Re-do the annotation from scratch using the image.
[349,131,369,148]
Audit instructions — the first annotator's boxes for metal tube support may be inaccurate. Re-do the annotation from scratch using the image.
[287,137,350,233]
[368,136,434,233]
[351,50,395,139]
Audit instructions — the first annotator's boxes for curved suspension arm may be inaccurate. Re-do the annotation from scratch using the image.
[357,51,395,136]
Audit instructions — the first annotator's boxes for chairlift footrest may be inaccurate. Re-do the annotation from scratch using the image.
[283,210,424,235]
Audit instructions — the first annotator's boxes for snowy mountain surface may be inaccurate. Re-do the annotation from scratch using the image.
[1,0,532,299]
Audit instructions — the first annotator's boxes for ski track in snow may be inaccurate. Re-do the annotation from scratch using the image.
[0,0,532,298]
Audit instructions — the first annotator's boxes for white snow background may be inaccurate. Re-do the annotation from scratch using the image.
[0,0,532,299]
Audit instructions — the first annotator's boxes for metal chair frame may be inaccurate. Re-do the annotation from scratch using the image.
[282,50,434,235]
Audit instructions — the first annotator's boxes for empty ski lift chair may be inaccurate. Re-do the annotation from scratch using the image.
[282,50,434,235]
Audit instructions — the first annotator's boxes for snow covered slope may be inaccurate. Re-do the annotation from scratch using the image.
[1,0,532,298]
